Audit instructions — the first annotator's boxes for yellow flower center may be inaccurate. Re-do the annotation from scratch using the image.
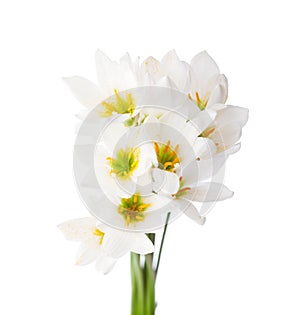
[118,194,151,225]
[154,140,180,172]
[188,92,208,110]
[93,228,105,245]
[106,147,140,180]
[100,89,135,117]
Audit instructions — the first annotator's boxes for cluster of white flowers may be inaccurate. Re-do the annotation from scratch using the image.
[59,50,248,273]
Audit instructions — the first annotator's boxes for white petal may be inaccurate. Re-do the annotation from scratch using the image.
[194,137,217,159]
[189,109,216,135]
[95,50,117,95]
[206,74,228,107]
[76,238,99,265]
[159,111,199,142]
[99,120,128,153]
[212,123,242,149]
[120,52,133,69]
[101,230,154,259]
[58,217,96,242]
[184,183,234,202]
[176,199,206,225]
[141,56,163,82]
[134,143,157,177]
[101,230,132,258]
[143,72,155,85]
[63,76,101,108]
[130,234,155,255]
[196,155,224,181]
[95,252,117,274]
[224,143,241,155]
[161,50,191,92]
[152,168,180,195]
[118,178,137,196]
[215,105,249,128]
[94,145,129,200]
[156,76,177,89]
[190,51,220,96]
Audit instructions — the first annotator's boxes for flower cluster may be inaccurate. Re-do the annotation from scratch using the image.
[60,50,248,273]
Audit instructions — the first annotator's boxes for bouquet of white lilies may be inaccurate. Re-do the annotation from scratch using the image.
[59,50,248,315]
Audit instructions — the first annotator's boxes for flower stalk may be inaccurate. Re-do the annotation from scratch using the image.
[131,214,170,315]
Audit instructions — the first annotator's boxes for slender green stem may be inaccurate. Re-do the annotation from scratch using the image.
[155,212,171,276]
[131,215,171,315]
[144,254,156,315]
[131,253,144,315]
[146,233,156,267]
[144,233,156,315]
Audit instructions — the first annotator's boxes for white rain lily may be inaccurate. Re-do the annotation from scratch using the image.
[188,51,228,113]
[58,217,154,273]
[135,114,217,196]
[64,50,228,129]
[156,160,234,225]
[138,51,191,93]
[160,50,191,93]
[75,162,175,229]
[139,56,163,85]
[136,50,226,112]
[199,105,249,153]
[94,142,155,197]
[63,50,139,116]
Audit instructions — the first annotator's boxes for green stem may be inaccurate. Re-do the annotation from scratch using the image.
[147,233,156,267]
[131,253,144,315]
[130,214,171,315]
[144,254,156,315]
[155,212,171,277]
[144,233,156,315]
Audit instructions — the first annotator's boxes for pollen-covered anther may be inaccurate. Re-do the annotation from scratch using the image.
[118,194,151,225]
[188,91,208,110]
[100,89,136,117]
[93,228,105,244]
[153,141,181,172]
[106,147,140,179]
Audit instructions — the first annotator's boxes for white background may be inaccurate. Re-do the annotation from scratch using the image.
[1,0,299,314]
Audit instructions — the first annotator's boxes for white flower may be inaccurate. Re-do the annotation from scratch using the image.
[58,217,154,274]
[188,51,228,112]
[199,105,249,153]
[67,50,248,232]
[63,50,139,113]
[137,50,227,113]
[156,160,234,225]
[94,142,155,197]
[152,50,248,155]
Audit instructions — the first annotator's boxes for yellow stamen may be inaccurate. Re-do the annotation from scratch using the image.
[172,157,180,164]
[138,204,150,211]
[200,127,215,138]
[163,140,170,153]
[154,142,160,155]
[195,91,201,103]
[93,228,105,245]
[118,194,151,225]
[164,162,173,169]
